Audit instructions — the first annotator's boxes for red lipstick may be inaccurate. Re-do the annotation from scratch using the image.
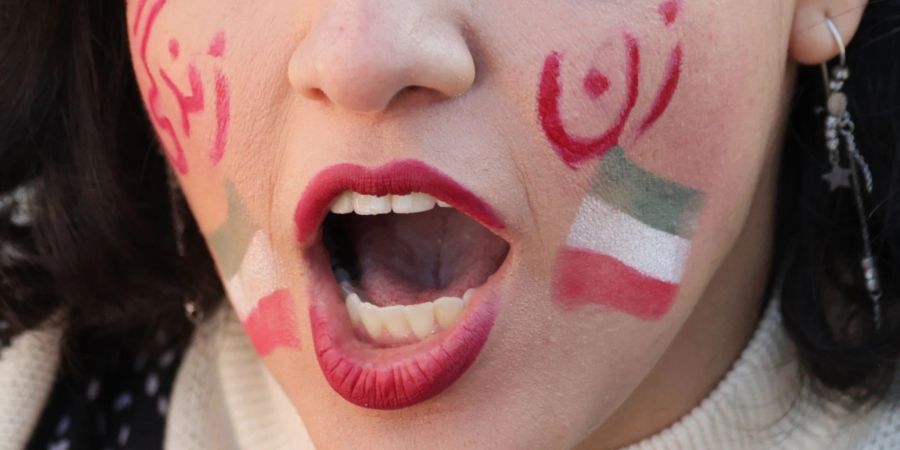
[294,160,505,246]
[294,160,508,409]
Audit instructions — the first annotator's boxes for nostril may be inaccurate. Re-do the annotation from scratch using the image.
[380,85,452,111]
[303,87,329,102]
[386,85,423,106]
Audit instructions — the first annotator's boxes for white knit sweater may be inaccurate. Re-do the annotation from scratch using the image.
[4,300,900,449]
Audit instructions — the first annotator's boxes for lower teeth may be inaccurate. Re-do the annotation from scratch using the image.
[337,269,474,342]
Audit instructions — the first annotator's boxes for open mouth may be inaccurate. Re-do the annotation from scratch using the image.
[295,160,511,409]
[325,196,509,344]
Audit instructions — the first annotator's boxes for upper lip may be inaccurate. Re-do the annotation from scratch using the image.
[293,159,507,246]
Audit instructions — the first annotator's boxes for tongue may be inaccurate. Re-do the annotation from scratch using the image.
[343,209,508,307]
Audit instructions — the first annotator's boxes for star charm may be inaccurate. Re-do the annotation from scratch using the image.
[822,165,852,191]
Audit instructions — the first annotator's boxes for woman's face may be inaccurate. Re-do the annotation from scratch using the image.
[128,0,798,447]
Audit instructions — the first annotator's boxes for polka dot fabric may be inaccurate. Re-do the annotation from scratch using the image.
[26,327,186,450]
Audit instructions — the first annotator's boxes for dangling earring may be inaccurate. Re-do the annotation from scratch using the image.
[819,18,883,330]
[163,159,205,324]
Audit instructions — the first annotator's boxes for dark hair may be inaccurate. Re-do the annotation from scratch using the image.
[1,0,900,402]
[775,1,900,402]
[0,0,222,353]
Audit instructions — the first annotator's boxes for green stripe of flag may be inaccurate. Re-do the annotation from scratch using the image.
[591,147,703,238]
[208,181,257,279]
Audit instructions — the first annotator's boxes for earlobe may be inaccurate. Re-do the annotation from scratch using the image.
[789,0,867,65]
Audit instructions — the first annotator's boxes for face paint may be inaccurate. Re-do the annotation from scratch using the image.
[211,197,298,357]
[223,230,282,319]
[553,147,704,320]
[168,38,180,60]
[133,0,149,36]
[208,181,257,281]
[206,180,292,354]
[211,70,230,164]
[133,0,231,172]
[243,289,302,356]
[583,69,610,100]
[543,2,690,319]
[538,0,685,169]
[135,0,189,173]
[658,0,682,27]
[538,33,640,169]
[159,64,204,136]
[208,30,226,58]
[637,44,682,136]
[207,31,231,165]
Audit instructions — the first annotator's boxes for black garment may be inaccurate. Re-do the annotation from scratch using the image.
[26,326,187,450]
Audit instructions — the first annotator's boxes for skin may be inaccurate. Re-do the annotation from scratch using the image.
[126,0,866,448]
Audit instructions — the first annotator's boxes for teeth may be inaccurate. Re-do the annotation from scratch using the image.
[462,288,475,305]
[330,191,446,216]
[391,193,436,214]
[346,293,363,327]
[344,292,470,342]
[434,297,465,328]
[353,194,392,215]
[329,191,354,214]
[359,302,385,338]
[404,302,435,339]
[381,306,412,337]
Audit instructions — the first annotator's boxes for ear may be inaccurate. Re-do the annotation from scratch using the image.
[789,0,868,65]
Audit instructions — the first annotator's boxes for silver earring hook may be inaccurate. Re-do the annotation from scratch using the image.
[820,17,849,102]
[821,17,847,103]
[824,17,847,66]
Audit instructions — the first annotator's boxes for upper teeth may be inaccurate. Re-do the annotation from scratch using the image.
[345,289,474,341]
[330,191,452,215]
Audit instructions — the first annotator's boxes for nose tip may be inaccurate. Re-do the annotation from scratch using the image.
[288,5,476,114]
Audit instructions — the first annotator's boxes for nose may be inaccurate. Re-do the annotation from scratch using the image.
[288,1,476,114]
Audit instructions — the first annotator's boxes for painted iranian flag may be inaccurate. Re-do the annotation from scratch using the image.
[553,146,704,320]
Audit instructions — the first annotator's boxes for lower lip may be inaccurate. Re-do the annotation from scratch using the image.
[305,243,506,409]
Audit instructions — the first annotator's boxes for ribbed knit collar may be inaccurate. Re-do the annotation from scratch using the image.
[0,322,62,449]
[3,298,881,449]
[624,300,896,449]
[162,299,900,449]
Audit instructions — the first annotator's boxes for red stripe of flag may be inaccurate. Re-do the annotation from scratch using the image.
[553,247,678,320]
[243,289,301,356]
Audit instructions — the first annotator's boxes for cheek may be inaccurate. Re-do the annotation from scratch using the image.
[131,0,232,175]
[528,0,775,322]
[131,2,301,356]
